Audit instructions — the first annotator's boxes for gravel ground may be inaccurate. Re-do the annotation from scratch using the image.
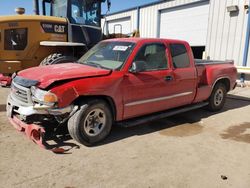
[0,87,250,188]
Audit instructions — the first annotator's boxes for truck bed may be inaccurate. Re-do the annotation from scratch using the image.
[193,59,236,103]
[195,59,234,65]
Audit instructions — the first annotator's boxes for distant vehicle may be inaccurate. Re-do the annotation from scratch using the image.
[0,0,111,86]
[7,38,237,150]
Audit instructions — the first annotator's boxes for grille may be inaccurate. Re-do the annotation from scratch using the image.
[11,81,32,105]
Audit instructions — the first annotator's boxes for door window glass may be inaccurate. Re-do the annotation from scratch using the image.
[170,44,190,68]
[134,43,168,71]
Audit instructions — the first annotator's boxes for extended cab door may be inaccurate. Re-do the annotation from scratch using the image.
[123,42,176,119]
[168,42,197,106]
[122,41,197,120]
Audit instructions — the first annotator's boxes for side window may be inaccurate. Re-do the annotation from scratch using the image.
[4,28,28,50]
[52,0,67,18]
[134,43,168,71]
[170,44,190,68]
[44,2,51,16]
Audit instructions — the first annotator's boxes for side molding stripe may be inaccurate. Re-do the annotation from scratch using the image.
[125,92,193,107]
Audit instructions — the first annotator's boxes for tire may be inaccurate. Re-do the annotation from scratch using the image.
[40,53,77,66]
[68,100,113,146]
[207,83,227,112]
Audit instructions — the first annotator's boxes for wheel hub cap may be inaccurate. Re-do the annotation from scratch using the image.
[214,89,224,106]
[84,109,106,137]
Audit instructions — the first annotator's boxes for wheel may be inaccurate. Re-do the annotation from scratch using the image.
[68,100,113,146]
[207,83,227,112]
[40,53,77,66]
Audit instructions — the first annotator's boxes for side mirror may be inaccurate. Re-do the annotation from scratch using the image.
[130,61,146,73]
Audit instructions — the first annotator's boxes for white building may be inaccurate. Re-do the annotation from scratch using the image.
[102,0,250,68]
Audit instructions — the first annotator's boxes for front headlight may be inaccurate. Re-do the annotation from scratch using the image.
[31,86,58,106]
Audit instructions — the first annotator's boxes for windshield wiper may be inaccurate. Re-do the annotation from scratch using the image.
[84,61,110,70]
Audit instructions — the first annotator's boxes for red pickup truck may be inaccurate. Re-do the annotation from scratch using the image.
[7,38,237,149]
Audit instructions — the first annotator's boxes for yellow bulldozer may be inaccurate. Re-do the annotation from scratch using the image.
[0,0,111,86]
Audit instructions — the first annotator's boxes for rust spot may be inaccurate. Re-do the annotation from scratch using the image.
[221,122,250,143]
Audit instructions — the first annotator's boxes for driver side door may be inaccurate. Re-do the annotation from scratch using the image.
[122,42,177,119]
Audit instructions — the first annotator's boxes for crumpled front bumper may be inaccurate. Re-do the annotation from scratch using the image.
[7,94,74,153]
[0,74,12,86]
[8,113,70,153]
[9,116,47,149]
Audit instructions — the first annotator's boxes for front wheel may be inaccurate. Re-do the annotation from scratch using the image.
[207,83,227,112]
[68,100,113,146]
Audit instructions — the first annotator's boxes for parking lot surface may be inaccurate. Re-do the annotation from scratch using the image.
[0,87,250,188]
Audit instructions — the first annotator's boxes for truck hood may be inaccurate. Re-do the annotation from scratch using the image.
[18,63,112,89]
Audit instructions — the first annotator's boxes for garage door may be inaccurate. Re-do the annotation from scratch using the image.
[159,2,209,46]
[108,17,131,35]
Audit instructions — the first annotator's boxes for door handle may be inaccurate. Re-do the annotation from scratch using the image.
[164,76,173,81]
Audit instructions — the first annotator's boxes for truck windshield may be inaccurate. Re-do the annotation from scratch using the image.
[78,41,135,70]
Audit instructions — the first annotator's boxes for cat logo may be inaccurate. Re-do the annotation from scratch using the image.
[41,22,67,34]
[54,25,66,33]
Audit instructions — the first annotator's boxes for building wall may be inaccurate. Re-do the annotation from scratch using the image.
[102,0,250,67]
[139,0,206,38]
[157,1,209,46]
[102,0,206,37]
[206,0,249,67]
[101,9,138,35]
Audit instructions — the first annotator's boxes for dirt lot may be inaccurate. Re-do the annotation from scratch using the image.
[0,87,250,188]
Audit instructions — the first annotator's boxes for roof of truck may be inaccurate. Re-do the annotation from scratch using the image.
[104,37,189,45]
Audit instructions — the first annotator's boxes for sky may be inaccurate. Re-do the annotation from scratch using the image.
[0,0,158,15]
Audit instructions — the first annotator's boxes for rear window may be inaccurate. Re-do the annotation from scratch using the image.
[4,28,28,50]
[170,44,190,68]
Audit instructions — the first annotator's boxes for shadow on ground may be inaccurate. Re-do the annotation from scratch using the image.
[4,95,250,153]
[45,95,250,152]
[99,96,250,146]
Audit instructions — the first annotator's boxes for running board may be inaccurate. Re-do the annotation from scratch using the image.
[117,102,209,128]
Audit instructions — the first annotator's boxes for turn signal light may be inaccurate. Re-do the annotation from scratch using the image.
[44,93,58,103]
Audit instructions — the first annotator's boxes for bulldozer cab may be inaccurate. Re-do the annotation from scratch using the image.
[41,0,108,47]
[42,0,104,27]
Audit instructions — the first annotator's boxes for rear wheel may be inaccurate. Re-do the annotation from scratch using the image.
[40,53,77,66]
[207,83,227,112]
[68,100,113,146]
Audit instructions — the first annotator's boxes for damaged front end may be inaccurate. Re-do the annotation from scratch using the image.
[6,76,77,152]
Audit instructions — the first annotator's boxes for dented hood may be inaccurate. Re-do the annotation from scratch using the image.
[18,63,111,88]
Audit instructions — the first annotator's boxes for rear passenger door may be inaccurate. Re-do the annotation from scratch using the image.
[168,43,197,106]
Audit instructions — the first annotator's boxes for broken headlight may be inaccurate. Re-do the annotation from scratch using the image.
[31,86,58,107]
